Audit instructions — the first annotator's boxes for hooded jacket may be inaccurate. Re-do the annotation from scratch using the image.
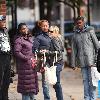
[71,25,100,67]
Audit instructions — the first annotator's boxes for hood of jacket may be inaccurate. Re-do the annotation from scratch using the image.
[74,24,93,34]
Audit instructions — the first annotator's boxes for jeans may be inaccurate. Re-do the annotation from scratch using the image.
[42,63,63,100]
[22,93,35,100]
[81,67,96,100]
[53,70,63,100]
[98,80,100,98]
[42,72,50,100]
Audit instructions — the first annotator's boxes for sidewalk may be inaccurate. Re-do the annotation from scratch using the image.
[8,67,91,100]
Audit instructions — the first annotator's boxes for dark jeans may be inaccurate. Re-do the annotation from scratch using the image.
[0,54,11,100]
[53,70,63,100]
[42,72,50,100]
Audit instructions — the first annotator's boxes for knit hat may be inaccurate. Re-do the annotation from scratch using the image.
[0,15,6,21]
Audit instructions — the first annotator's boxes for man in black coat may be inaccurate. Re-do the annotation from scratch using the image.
[0,15,11,100]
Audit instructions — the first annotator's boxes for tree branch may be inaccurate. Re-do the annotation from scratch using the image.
[56,0,74,8]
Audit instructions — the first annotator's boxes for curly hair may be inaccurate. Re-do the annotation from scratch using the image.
[38,20,49,27]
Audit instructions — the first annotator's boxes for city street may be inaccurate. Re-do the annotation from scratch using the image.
[0,0,100,100]
[9,67,84,100]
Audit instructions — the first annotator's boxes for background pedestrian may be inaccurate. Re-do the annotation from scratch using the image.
[0,15,11,100]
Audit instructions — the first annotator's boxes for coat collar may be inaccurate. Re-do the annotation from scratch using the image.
[74,24,89,33]
[40,31,49,36]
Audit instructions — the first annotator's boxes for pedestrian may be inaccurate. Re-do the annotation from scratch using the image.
[49,25,64,100]
[32,20,51,100]
[49,26,64,68]
[32,20,64,100]
[96,45,100,98]
[0,15,11,100]
[14,23,38,100]
[71,16,100,100]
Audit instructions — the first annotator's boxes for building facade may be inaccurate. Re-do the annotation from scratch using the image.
[0,0,6,15]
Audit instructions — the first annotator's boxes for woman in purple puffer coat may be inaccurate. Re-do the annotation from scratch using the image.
[14,23,38,100]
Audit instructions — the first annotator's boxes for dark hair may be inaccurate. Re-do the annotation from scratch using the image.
[18,23,27,31]
[32,21,41,37]
[17,23,32,36]
[75,16,84,22]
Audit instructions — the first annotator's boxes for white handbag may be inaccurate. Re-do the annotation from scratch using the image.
[45,65,57,85]
[44,51,58,85]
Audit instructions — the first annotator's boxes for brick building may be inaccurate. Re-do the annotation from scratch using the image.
[0,0,6,15]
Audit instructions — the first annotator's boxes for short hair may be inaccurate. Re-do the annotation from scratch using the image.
[75,16,84,22]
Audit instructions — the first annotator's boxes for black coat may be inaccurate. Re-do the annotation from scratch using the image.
[32,32,64,71]
[32,31,53,52]
[97,48,100,73]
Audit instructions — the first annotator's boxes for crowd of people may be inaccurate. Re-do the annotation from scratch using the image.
[0,14,100,100]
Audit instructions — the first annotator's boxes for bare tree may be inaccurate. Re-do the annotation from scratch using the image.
[39,0,54,21]
[56,0,85,20]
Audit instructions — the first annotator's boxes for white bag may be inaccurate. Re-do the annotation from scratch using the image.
[45,65,57,85]
[91,67,100,87]
[43,51,57,85]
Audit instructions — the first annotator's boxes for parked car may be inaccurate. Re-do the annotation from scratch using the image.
[91,22,100,40]
[64,20,74,37]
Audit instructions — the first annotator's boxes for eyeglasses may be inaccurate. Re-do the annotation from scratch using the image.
[49,30,53,33]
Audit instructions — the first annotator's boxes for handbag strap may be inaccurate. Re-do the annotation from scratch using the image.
[55,51,58,62]
[43,52,46,64]
[35,52,37,60]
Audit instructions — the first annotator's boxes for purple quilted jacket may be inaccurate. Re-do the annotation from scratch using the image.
[14,35,38,94]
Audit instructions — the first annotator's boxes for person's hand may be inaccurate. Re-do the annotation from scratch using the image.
[40,49,48,53]
[89,65,94,67]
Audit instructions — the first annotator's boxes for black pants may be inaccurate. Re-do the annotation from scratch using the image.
[0,54,11,100]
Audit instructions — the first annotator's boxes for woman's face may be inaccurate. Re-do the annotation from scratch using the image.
[49,27,59,37]
[40,21,49,33]
[19,25,28,35]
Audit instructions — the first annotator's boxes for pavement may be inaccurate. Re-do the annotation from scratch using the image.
[8,67,100,100]
[8,40,100,100]
[9,67,83,100]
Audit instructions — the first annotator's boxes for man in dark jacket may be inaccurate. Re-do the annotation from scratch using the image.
[0,15,11,100]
